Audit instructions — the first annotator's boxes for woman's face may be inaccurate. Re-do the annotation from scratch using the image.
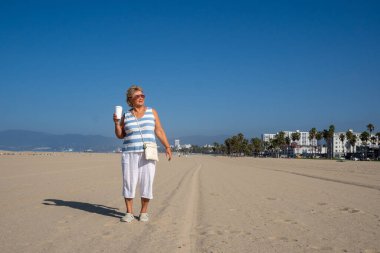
[130,90,145,107]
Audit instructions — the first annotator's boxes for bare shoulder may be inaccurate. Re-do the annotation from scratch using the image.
[152,108,159,115]
[151,108,161,123]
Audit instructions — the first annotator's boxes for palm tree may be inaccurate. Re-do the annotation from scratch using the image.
[269,138,279,157]
[263,141,270,153]
[224,133,250,156]
[236,133,245,156]
[242,138,250,156]
[360,131,370,145]
[291,132,301,142]
[316,131,323,155]
[309,128,317,157]
[225,138,232,155]
[322,126,335,159]
[346,130,353,153]
[328,125,335,159]
[359,131,370,159]
[276,131,286,155]
[323,129,328,156]
[339,133,345,157]
[251,138,262,157]
[367,123,375,137]
[291,132,301,156]
[285,136,291,157]
[220,144,226,154]
[349,135,357,154]
[236,133,250,156]
[232,135,239,156]
[212,142,220,154]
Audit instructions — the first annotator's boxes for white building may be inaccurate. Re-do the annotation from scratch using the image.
[262,133,276,142]
[263,129,379,157]
[174,139,180,149]
[332,129,379,157]
[181,144,192,149]
[262,130,318,154]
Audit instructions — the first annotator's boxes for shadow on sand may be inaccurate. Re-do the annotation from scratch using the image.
[42,199,124,218]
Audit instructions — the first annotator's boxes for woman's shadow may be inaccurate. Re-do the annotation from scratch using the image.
[42,199,124,218]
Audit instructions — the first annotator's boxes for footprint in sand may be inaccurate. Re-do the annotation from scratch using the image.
[340,207,360,213]
[273,218,298,225]
[56,222,70,231]
[200,230,217,236]
[102,231,113,238]
[267,236,290,243]
[103,220,118,227]
[309,209,318,214]
[363,249,379,253]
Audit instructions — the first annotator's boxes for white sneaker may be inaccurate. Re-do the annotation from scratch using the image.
[120,213,135,223]
[139,213,149,222]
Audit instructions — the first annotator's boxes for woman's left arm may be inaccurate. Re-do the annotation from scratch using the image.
[153,109,172,161]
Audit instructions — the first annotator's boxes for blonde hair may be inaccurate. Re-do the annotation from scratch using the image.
[126,85,144,107]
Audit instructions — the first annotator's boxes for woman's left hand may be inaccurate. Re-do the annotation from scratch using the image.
[166,147,172,161]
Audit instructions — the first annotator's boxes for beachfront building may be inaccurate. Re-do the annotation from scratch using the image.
[262,133,276,142]
[181,144,192,149]
[285,130,317,146]
[262,130,319,155]
[262,131,317,146]
[174,139,180,149]
[332,129,379,157]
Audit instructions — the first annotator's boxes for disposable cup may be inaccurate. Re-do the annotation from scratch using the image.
[115,106,123,120]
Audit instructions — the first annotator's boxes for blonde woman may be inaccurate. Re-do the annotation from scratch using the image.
[113,85,172,223]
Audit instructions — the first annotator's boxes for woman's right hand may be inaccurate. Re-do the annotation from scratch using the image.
[113,113,119,124]
[114,113,125,139]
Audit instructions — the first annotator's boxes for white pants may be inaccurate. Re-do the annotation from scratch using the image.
[121,152,156,199]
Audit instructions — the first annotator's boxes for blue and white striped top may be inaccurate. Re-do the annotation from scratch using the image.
[122,107,156,152]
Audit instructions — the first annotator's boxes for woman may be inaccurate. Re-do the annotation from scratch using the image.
[113,85,172,223]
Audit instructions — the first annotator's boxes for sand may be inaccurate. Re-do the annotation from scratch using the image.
[0,152,379,253]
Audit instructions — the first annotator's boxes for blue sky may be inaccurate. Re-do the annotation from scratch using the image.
[1,0,379,139]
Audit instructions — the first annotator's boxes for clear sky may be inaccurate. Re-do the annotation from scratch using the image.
[1,0,379,139]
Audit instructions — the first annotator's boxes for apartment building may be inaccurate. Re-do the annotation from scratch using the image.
[262,130,319,155]
[332,129,379,157]
[262,130,317,146]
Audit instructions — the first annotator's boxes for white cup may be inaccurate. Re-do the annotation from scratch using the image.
[115,106,123,120]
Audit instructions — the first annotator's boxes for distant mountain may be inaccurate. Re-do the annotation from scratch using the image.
[0,130,121,152]
[0,130,230,152]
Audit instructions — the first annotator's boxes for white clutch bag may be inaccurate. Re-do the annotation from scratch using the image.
[143,142,159,161]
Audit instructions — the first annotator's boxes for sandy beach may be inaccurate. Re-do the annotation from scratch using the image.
[0,152,379,253]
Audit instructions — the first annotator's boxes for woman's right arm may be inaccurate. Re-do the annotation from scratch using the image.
[113,113,125,139]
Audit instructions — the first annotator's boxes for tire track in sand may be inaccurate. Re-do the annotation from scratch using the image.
[127,163,202,253]
[268,168,380,191]
[178,163,201,252]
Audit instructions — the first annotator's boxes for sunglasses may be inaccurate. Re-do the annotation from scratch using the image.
[132,94,145,99]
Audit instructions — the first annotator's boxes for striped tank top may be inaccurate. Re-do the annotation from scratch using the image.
[122,107,156,152]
